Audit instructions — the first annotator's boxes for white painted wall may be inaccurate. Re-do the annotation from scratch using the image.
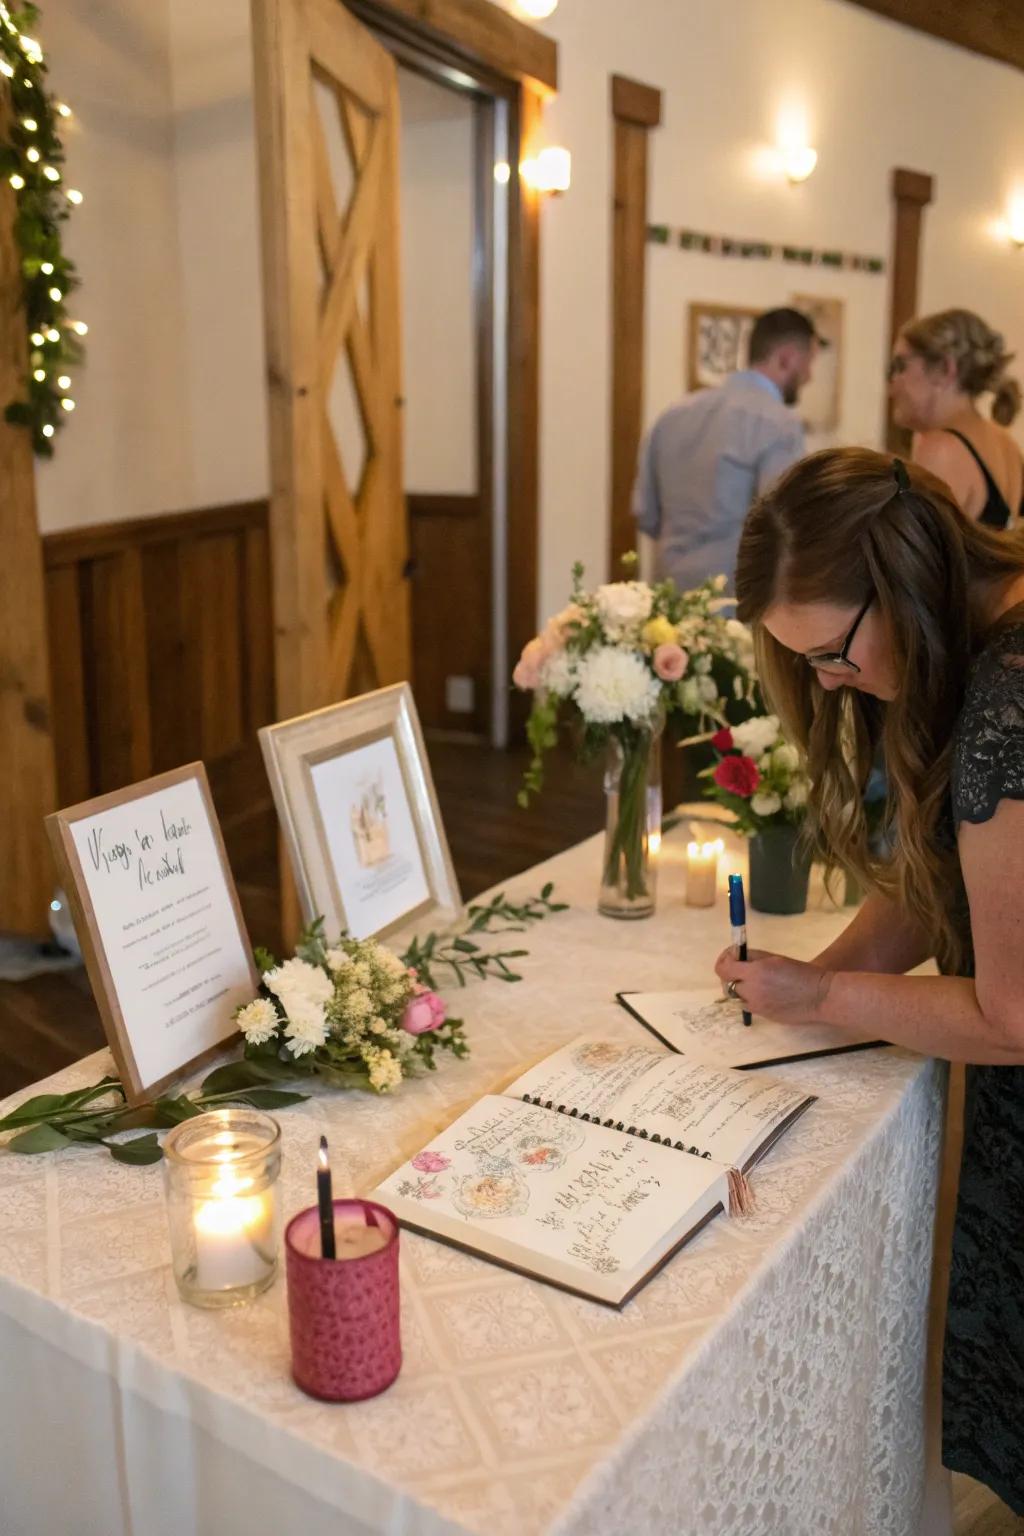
[35,0,192,531]
[35,0,1024,640]
[398,68,477,495]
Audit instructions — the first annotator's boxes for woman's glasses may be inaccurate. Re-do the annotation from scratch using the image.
[805,595,873,674]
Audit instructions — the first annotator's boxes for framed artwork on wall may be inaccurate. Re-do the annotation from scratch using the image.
[259,683,461,944]
[790,292,844,436]
[686,302,761,390]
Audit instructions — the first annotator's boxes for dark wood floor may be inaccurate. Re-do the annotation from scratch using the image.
[0,741,604,1099]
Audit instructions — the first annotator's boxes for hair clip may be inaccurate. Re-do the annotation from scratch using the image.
[892,458,912,493]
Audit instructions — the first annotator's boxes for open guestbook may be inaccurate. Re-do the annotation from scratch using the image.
[372,1037,815,1307]
[618,988,884,1069]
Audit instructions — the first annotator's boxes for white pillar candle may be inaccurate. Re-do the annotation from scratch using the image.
[331,1221,389,1259]
[193,1170,275,1291]
[686,839,723,908]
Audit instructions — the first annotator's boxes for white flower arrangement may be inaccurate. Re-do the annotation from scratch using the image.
[236,923,467,1093]
[513,560,755,805]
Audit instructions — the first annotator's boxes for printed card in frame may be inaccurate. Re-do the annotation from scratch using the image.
[259,683,461,944]
[45,763,261,1105]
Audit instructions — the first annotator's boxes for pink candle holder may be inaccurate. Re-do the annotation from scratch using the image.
[285,1198,401,1402]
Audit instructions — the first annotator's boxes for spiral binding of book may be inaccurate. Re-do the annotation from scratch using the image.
[521,1093,714,1161]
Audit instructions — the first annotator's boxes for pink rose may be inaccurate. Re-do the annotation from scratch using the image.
[711,727,734,752]
[512,636,548,691]
[653,643,688,682]
[401,989,447,1034]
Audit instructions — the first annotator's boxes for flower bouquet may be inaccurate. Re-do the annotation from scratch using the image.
[702,715,812,914]
[513,562,754,917]
[236,922,468,1093]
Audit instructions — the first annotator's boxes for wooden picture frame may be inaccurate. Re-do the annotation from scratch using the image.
[259,683,461,944]
[45,763,260,1105]
[686,302,761,391]
[790,292,844,436]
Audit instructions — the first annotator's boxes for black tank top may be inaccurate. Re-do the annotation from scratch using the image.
[941,428,1021,530]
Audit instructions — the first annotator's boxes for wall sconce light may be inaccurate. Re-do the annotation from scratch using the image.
[514,0,558,18]
[493,161,512,185]
[521,145,571,194]
[781,144,817,184]
[1007,196,1024,248]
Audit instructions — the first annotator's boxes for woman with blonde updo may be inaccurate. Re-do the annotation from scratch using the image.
[889,308,1023,528]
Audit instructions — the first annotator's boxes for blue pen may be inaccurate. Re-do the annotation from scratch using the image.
[728,874,753,1027]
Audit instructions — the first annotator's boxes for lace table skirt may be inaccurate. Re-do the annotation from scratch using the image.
[0,828,945,1535]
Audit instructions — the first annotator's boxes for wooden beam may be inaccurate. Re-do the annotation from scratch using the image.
[609,76,663,579]
[506,83,543,733]
[611,74,662,128]
[0,92,58,935]
[352,0,558,93]
[843,0,1024,74]
[887,164,935,451]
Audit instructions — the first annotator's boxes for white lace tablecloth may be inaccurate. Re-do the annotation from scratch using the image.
[0,827,945,1536]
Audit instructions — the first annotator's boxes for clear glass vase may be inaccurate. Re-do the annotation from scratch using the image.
[598,724,662,919]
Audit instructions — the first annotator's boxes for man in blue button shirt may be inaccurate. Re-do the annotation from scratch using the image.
[633,307,824,593]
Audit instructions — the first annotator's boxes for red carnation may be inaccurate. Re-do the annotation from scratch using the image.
[713,754,760,798]
[711,727,734,752]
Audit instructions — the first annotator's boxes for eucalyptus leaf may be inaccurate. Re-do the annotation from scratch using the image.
[8,1122,73,1154]
[231,1088,310,1109]
[200,1060,289,1095]
[108,1134,163,1166]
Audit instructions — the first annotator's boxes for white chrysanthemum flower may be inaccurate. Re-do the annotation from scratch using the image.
[539,647,577,698]
[263,956,333,1008]
[574,646,661,724]
[732,714,781,758]
[236,997,279,1046]
[784,779,809,810]
[751,791,782,817]
[697,674,719,703]
[594,581,654,639]
[773,742,800,773]
[324,947,351,973]
[366,1047,403,1093]
[283,995,328,1056]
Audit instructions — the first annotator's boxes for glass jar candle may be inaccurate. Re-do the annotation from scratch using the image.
[163,1108,282,1308]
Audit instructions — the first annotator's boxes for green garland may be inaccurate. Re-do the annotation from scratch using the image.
[0,1,84,457]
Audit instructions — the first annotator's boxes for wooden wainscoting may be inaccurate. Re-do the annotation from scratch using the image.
[41,500,278,933]
[408,491,491,736]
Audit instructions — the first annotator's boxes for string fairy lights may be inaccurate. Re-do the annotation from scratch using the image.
[0,1,85,455]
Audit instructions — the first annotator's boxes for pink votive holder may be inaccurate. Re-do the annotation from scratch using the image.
[285,1198,402,1402]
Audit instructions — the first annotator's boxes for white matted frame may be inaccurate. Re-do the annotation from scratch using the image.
[45,763,260,1105]
[259,683,461,943]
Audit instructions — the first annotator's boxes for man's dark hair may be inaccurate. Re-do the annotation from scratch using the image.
[748,307,819,364]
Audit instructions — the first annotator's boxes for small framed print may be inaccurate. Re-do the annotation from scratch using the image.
[686,302,761,391]
[45,763,260,1104]
[259,683,461,943]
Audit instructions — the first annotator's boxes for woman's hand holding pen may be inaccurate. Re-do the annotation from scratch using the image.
[714,948,835,1026]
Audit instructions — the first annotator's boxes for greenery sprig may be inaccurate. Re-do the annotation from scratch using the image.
[403,883,567,990]
[0,2,85,456]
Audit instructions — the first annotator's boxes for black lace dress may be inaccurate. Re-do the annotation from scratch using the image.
[944,619,1024,1512]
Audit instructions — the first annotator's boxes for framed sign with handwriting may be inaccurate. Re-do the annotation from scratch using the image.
[45,763,260,1103]
[260,683,461,943]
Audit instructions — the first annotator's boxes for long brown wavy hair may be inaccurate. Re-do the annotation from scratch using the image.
[736,446,1024,970]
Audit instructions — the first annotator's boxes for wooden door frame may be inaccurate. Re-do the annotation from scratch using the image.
[608,74,662,578]
[887,165,934,452]
[0,91,58,935]
[346,0,555,738]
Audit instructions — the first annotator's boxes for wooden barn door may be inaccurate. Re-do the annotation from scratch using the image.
[252,0,409,721]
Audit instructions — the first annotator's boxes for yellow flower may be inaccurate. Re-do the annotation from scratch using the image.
[641,615,677,651]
